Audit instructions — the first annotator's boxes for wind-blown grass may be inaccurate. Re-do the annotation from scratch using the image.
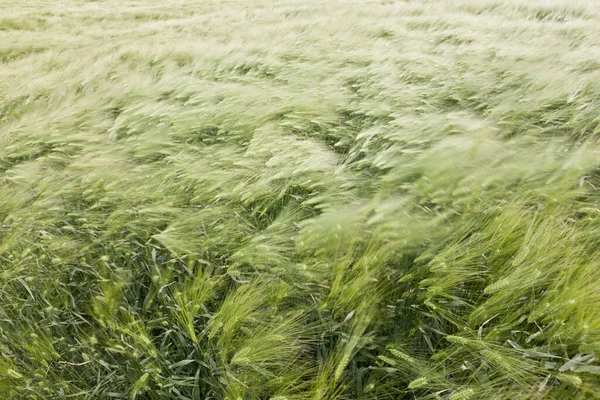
[1,0,600,398]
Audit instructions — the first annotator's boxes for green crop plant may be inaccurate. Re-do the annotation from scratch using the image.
[1,0,600,398]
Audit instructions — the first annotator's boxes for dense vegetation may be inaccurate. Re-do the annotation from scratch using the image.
[1,0,600,398]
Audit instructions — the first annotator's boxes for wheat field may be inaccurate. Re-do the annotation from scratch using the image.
[1,0,600,398]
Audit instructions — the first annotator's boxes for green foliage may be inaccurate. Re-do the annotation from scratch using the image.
[1,0,600,398]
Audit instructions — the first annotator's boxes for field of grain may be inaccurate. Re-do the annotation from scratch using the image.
[1,0,600,398]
